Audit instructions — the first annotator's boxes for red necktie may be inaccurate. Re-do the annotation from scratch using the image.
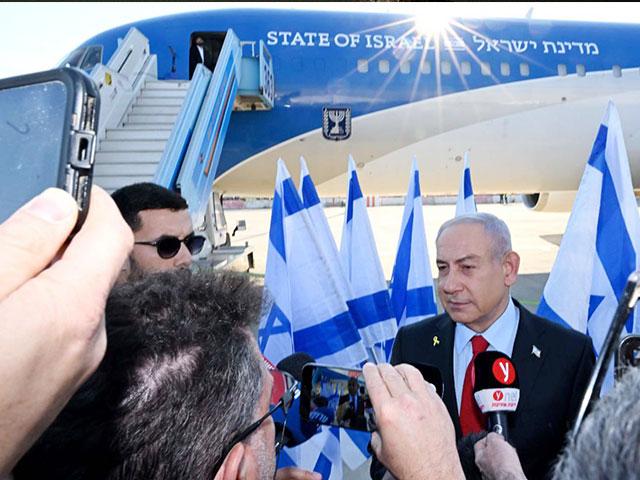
[460,335,489,436]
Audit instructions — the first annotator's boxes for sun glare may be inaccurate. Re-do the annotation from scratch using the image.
[413,12,451,38]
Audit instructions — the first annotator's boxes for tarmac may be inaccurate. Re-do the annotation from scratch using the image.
[226,201,572,312]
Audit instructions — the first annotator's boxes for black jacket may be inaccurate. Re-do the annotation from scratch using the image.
[371,300,595,480]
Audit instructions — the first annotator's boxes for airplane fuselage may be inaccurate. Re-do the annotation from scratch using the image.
[76,9,640,201]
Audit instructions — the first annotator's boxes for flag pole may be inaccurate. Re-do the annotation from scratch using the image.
[571,271,640,440]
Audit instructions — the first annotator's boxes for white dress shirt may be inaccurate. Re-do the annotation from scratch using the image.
[197,45,205,63]
[453,298,520,412]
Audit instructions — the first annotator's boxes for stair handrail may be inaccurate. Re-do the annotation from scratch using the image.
[153,64,212,189]
[177,29,242,229]
[90,27,157,143]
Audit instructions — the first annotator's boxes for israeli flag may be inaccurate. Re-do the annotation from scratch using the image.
[340,155,397,361]
[390,157,438,328]
[538,102,640,374]
[279,427,343,480]
[455,151,477,216]
[259,159,367,366]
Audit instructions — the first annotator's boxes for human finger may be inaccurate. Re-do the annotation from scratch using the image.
[377,363,411,398]
[369,431,383,458]
[0,188,78,299]
[6,187,132,337]
[363,363,390,412]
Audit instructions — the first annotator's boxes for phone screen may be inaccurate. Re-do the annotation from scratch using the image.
[0,80,68,222]
[301,364,375,432]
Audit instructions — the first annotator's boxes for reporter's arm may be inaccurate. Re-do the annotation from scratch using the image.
[363,363,464,480]
[0,187,133,474]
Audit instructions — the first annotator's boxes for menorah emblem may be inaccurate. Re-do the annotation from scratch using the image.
[322,107,352,141]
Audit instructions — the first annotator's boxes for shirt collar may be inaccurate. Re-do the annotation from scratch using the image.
[454,298,519,354]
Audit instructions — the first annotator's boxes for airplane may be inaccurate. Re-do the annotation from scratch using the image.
[60,7,640,224]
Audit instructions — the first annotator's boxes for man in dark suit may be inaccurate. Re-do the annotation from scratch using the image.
[189,35,214,79]
[372,213,594,480]
[337,377,368,430]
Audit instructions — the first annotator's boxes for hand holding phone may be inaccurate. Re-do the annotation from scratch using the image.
[0,67,99,231]
[363,363,464,480]
[300,362,443,432]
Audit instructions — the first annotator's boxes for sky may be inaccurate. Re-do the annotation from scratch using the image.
[2,2,640,79]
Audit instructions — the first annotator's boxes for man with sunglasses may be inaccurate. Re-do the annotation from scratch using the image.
[111,183,206,278]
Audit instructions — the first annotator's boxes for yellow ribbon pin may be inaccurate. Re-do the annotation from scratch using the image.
[433,335,440,346]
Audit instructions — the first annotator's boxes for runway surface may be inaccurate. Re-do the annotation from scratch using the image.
[226,201,572,312]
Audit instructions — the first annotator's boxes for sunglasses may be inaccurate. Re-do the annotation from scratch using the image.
[134,232,206,259]
[212,371,298,477]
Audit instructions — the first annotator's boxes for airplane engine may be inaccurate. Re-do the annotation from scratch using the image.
[521,191,577,212]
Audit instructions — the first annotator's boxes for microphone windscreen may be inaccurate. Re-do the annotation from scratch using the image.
[473,351,520,413]
[276,352,315,382]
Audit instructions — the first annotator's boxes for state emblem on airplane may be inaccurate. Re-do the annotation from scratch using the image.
[322,107,351,141]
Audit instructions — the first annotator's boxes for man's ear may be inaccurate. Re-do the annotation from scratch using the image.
[213,443,245,480]
[502,251,520,287]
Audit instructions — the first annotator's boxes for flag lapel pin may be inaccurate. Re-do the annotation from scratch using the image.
[532,345,542,358]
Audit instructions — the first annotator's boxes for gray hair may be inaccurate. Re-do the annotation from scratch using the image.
[436,212,512,259]
[553,367,640,479]
[15,270,265,480]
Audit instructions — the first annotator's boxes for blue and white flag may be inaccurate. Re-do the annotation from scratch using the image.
[390,157,438,328]
[455,151,477,216]
[298,156,373,471]
[259,159,367,367]
[538,102,640,381]
[340,155,397,361]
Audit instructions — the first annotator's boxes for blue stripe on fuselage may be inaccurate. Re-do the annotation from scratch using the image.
[79,10,640,178]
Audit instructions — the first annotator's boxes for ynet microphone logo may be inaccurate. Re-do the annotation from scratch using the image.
[492,358,516,385]
[493,391,504,401]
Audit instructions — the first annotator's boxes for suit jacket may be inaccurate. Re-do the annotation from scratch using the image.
[189,44,215,78]
[338,393,368,430]
[371,300,595,480]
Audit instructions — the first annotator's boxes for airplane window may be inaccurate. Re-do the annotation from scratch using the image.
[441,61,451,75]
[557,64,567,76]
[461,61,471,75]
[500,62,510,76]
[420,60,431,74]
[519,63,530,77]
[400,61,410,74]
[378,60,390,74]
[576,64,586,77]
[480,62,491,76]
[357,59,369,73]
[613,65,622,77]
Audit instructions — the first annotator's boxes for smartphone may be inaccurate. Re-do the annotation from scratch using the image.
[300,362,443,432]
[0,67,99,230]
[615,335,640,381]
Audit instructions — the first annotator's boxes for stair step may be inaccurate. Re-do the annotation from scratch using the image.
[130,105,182,115]
[93,176,157,194]
[99,140,166,152]
[94,162,159,177]
[117,123,176,129]
[105,129,172,141]
[144,80,190,90]
[126,113,177,124]
[139,89,189,99]
[95,151,162,164]
[134,97,185,106]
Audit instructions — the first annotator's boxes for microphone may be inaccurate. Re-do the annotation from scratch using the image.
[473,351,520,441]
[264,353,317,448]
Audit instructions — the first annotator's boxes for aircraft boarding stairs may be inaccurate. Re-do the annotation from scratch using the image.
[89,27,274,252]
